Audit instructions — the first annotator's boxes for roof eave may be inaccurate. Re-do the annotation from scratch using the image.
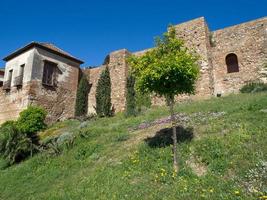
[3,42,84,64]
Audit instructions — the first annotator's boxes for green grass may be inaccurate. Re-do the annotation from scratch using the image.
[0,93,267,200]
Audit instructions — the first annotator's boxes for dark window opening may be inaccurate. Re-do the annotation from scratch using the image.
[14,64,25,87]
[226,53,239,73]
[3,69,13,90]
[42,61,57,87]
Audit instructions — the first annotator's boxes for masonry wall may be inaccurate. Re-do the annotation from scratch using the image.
[1,17,266,124]
[28,48,80,123]
[174,17,214,98]
[0,49,35,124]
[0,85,31,124]
[86,49,130,114]
[133,17,214,106]
[211,17,267,95]
[85,66,102,114]
[0,48,80,124]
[86,17,266,112]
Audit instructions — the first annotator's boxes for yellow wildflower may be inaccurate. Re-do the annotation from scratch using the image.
[234,190,240,195]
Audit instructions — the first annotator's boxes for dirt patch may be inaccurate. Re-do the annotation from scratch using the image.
[186,155,207,176]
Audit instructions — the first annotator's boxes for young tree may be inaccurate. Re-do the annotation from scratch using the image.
[95,66,112,117]
[128,27,199,173]
[75,74,90,117]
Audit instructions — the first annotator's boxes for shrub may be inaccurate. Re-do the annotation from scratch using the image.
[0,121,16,154]
[16,106,47,138]
[75,74,90,117]
[125,74,136,117]
[95,66,112,117]
[240,82,267,93]
[0,121,33,165]
[0,106,47,165]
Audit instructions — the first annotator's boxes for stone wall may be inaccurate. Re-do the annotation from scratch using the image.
[0,84,30,124]
[211,17,267,95]
[133,17,214,106]
[85,16,266,112]
[1,16,266,124]
[85,66,102,114]
[28,48,80,123]
[0,49,35,124]
[173,17,214,99]
[86,49,130,114]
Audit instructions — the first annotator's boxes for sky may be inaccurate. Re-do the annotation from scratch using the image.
[0,0,266,67]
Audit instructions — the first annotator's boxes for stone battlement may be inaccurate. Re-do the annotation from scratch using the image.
[86,16,266,112]
[0,16,266,124]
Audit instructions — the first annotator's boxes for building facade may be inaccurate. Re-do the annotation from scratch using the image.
[0,16,266,124]
[0,42,83,124]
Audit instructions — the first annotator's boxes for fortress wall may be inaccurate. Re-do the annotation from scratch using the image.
[2,17,265,124]
[85,66,103,114]
[211,17,267,95]
[148,17,215,106]
[0,85,31,124]
[87,49,130,114]
[108,49,130,113]
[173,17,213,98]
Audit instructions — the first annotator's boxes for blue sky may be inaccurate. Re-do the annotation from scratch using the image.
[0,0,266,67]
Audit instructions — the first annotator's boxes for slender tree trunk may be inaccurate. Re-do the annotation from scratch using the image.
[169,97,179,173]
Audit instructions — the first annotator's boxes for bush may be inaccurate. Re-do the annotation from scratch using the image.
[16,106,47,138]
[125,74,136,117]
[0,106,47,165]
[240,82,267,93]
[0,121,33,165]
[75,74,90,117]
[95,66,112,117]
[0,121,16,154]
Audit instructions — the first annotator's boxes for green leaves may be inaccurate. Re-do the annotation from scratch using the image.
[75,74,90,117]
[0,106,47,165]
[95,66,112,117]
[16,106,47,137]
[128,26,200,99]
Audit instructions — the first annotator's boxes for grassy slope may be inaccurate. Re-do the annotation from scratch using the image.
[0,93,267,200]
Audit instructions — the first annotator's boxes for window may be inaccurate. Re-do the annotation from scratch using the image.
[42,61,57,86]
[14,64,24,87]
[3,69,13,90]
[226,53,239,73]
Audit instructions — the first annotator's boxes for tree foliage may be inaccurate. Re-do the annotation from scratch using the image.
[125,74,136,117]
[95,66,112,117]
[128,26,199,173]
[128,27,199,99]
[136,90,151,113]
[75,74,90,117]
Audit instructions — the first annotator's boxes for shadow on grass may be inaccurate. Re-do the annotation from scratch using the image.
[145,126,194,148]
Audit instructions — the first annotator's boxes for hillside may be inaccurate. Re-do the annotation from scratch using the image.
[0,93,267,200]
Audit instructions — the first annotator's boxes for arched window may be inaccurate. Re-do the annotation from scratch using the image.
[226,53,239,73]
